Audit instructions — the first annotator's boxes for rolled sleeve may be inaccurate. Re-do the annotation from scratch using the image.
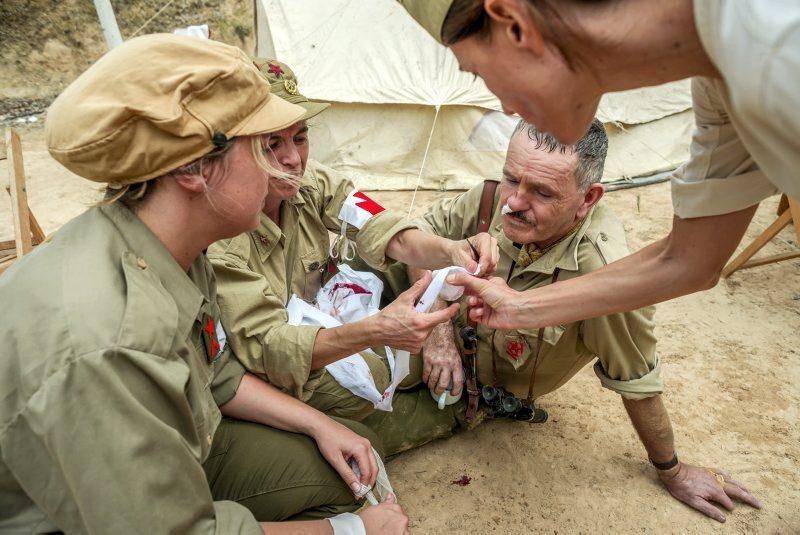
[582,305,663,400]
[0,349,261,534]
[671,77,777,218]
[210,351,247,406]
[209,250,321,399]
[593,357,663,401]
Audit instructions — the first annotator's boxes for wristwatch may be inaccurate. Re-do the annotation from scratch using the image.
[650,451,679,471]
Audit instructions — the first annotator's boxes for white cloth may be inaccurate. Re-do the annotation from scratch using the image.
[672,0,800,218]
[286,264,471,410]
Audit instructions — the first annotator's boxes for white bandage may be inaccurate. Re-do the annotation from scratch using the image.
[501,203,513,215]
[328,512,367,535]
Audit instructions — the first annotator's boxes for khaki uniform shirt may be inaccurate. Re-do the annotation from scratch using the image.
[209,160,416,399]
[0,203,259,534]
[671,0,800,218]
[420,183,663,400]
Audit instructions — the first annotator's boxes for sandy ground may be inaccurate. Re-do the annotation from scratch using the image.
[2,126,799,533]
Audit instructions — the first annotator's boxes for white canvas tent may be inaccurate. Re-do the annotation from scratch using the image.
[257,0,694,191]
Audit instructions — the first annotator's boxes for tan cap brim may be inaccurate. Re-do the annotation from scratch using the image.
[299,101,331,121]
[235,93,306,137]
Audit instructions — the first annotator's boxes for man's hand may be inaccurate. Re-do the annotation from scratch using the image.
[311,417,378,495]
[358,494,410,534]
[658,462,762,523]
[375,271,459,353]
[447,274,526,330]
[422,320,464,396]
[449,232,499,277]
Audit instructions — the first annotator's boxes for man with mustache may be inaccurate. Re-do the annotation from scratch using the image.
[363,118,761,523]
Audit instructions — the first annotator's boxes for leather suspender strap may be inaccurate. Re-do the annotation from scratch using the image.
[477,180,499,234]
[463,179,499,422]
[526,268,561,404]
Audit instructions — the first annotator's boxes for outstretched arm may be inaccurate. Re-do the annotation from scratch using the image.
[386,229,499,277]
[452,206,757,330]
[622,395,761,523]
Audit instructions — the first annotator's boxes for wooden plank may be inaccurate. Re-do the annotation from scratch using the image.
[737,251,800,272]
[0,239,16,251]
[777,194,789,215]
[788,196,800,245]
[722,209,792,277]
[29,212,46,243]
[0,253,17,276]
[6,129,33,256]
[0,136,6,160]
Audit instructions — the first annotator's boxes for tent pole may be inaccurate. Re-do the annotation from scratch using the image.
[254,0,277,58]
[93,0,123,50]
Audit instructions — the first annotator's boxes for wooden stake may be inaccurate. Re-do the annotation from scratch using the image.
[5,129,33,256]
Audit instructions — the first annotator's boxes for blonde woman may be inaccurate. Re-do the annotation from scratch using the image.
[0,35,407,534]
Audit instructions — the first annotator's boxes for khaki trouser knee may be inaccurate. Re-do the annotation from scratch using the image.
[304,352,390,421]
[204,417,383,521]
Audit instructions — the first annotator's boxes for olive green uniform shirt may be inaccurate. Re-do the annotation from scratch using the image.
[420,183,663,400]
[0,203,259,534]
[209,160,416,399]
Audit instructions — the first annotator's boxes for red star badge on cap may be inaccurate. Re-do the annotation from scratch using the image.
[268,63,284,77]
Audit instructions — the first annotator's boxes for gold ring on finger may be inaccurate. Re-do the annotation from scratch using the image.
[715,473,726,487]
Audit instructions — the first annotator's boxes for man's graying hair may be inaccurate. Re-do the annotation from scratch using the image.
[511,118,608,190]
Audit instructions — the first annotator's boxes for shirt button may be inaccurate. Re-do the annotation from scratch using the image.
[308,261,320,271]
[136,256,148,269]
[599,233,608,242]
[207,434,213,446]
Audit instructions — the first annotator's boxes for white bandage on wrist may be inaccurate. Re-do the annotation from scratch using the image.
[328,512,366,535]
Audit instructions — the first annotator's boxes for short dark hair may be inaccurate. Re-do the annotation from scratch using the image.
[511,118,608,190]
[442,0,583,68]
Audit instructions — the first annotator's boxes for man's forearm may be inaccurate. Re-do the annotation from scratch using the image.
[386,228,455,269]
[622,394,675,464]
[514,207,756,328]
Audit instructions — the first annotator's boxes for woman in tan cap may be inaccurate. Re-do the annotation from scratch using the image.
[210,59,499,421]
[0,35,408,534]
[398,0,791,524]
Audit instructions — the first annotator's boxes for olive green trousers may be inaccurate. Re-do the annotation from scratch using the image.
[203,417,382,521]
[304,352,390,421]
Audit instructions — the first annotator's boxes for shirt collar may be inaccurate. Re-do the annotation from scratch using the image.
[495,206,597,275]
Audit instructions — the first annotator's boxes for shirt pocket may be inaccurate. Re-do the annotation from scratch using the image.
[492,330,533,371]
[494,325,567,371]
[300,251,327,302]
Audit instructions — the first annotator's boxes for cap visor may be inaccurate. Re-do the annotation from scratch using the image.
[236,94,306,137]
[299,101,331,121]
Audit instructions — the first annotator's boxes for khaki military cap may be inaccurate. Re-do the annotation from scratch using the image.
[253,59,330,122]
[397,0,455,43]
[46,34,305,185]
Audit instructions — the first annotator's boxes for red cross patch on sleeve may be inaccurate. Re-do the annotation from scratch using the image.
[200,315,226,363]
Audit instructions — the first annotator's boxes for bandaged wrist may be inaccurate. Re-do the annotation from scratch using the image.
[328,512,366,535]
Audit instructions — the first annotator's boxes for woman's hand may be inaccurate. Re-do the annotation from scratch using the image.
[312,418,378,494]
[359,494,410,534]
[446,274,527,329]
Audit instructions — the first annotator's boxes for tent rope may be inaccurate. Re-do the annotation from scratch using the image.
[406,104,441,219]
[129,0,178,38]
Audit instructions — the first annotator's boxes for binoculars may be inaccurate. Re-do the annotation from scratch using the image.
[481,385,548,423]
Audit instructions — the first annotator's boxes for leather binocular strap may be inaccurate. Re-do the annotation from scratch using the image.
[463,180,499,421]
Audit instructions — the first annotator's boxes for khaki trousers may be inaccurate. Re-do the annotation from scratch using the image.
[203,417,383,521]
